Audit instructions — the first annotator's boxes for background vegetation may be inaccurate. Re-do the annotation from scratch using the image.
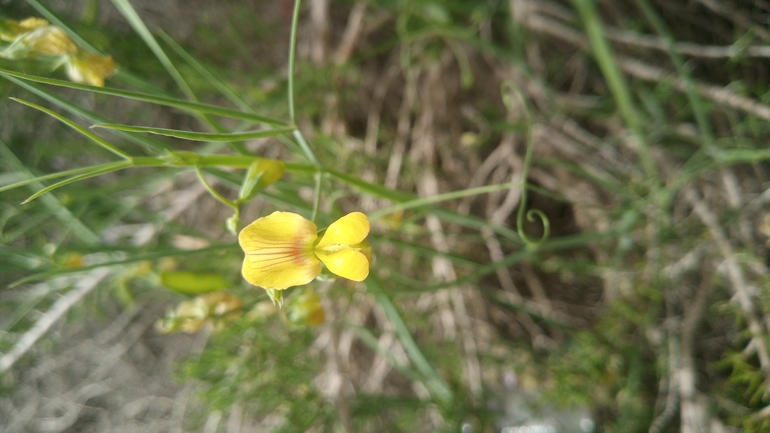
[2,0,770,432]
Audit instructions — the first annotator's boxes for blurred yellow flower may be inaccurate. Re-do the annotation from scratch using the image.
[239,211,371,290]
[66,51,117,87]
[0,17,49,41]
[156,291,243,334]
[22,26,77,56]
[1,16,116,86]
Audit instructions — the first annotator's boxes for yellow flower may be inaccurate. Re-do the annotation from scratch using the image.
[156,291,243,334]
[22,26,78,56]
[1,22,77,59]
[0,17,50,41]
[239,211,371,290]
[65,51,117,87]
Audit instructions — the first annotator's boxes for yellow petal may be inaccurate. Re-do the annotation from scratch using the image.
[239,211,320,290]
[316,212,370,248]
[18,18,50,32]
[1,18,49,40]
[24,26,78,56]
[66,52,117,87]
[315,248,370,282]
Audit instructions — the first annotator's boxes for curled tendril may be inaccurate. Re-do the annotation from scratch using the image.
[501,81,551,247]
[518,209,550,247]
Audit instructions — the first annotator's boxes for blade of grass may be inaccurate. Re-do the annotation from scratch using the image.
[350,324,427,384]
[11,98,131,159]
[633,0,716,152]
[326,168,414,202]
[1,73,170,153]
[368,275,453,404]
[285,0,320,165]
[93,124,296,142]
[376,236,483,268]
[392,229,620,293]
[158,31,255,113]
[0,212,51,245]
[9,243,236,287]
[327,169,522,242]
[0,162,128,194]
[21,161,132,204]
[288,0,302,125]
[109,0,195,101]
[0,69,289,126]
[369,182,517,220]
[571,0,658,183]
[108,0,253,156]
[0,139,99,245]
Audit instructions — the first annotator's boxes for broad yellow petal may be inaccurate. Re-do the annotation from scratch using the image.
[316,212,370,248]
[239,211,317,252]
[241,255,319,290]
[315,248,370,282]
[239,211,320,290]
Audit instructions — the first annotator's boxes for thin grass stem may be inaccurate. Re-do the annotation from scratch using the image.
[11,98,131,160]
[288,0,302,125]
[572,0,659,183]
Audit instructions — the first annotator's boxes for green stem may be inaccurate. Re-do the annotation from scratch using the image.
[503,84,550,247]
[311,171,322,222]
[285,1,322,167]
[572,0,659,183]
[288,0,302,125]
[633,0,719,159]
[293,129,320,166]
[10,98,131,160]
[195,165,237,208]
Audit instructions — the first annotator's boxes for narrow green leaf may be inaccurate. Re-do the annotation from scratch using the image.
[327,169,522,242]
[326,169,414,202]
[1,73,170,153]
[0,162,126,194]
[414,229,619,293]
[368,276,453,404]
[0,69,289,126]
[109,0,196,100]
[572,0,658,182]
[158,31,254,112]
[93,123,296,142]
[0,139,99,245]
[11,98,131,159]
[22,161,132,204]
[9,243,235,287]
[369,182,517,220]
[350,325,425,383]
